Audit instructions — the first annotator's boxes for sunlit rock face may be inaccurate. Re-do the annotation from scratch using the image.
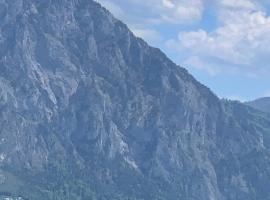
[0,0,270,199]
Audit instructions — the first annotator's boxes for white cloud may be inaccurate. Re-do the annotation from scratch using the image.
[168,0,270,77]
[131,28,162,44]
[220,0,257,10]
[183,56,222,76]
[97,0,270,78]
[96,0,203,46]
[97,0,204,25]
[161,0,204,23]
[162,0,175,8]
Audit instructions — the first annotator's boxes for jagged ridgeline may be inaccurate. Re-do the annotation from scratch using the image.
[0,0,270,199]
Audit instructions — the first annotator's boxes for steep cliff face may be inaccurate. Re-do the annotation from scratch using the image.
[0,0,270,200]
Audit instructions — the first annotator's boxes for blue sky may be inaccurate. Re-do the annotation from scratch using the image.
[97,0,270,101]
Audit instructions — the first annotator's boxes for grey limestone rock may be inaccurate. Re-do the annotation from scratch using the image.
[0,0,270,199]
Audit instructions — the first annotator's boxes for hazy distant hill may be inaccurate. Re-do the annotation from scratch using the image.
[246,97,270,113]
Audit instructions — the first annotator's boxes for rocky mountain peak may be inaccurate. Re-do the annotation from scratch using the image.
[0,0,270,199]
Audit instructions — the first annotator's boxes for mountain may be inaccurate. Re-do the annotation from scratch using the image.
[246,97,270,113]
[1,0,270,199]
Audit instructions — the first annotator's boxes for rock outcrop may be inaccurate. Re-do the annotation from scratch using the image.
[0,0,270,199]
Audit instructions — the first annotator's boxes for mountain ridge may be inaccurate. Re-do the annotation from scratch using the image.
[0,0,270,199]
[246,97,270,113]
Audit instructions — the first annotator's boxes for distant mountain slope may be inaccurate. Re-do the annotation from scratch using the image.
[0,0,270,200]
[246,97,270,113]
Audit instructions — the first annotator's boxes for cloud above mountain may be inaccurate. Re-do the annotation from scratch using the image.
[96,0,270,100]
[97,0,204,25]
[169,0,270,77]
